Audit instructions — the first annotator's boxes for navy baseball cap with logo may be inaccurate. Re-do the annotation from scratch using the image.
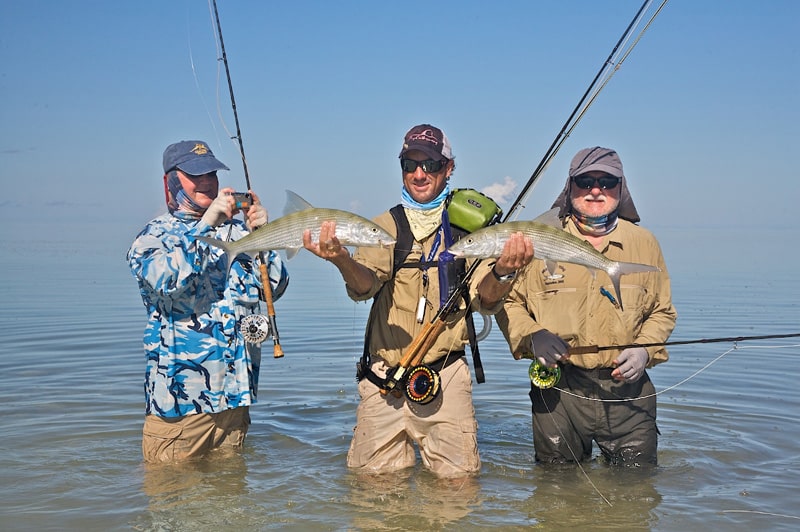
[162,140,230,175]
[399,124,453,161]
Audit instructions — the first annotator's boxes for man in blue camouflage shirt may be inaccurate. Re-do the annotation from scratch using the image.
[127,140,289,463]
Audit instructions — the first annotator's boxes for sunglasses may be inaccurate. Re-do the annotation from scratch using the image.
[572,175,620,190]
[400,158,446,173]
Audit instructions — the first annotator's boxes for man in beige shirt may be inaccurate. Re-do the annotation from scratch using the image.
[482,146,677,466]
[303,124,495,478]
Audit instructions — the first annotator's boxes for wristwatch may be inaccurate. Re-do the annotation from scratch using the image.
[491,266,517,284]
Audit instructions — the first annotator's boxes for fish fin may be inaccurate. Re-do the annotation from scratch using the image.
[609,261,660,311]
[285,247,300,260]
[610,274,624,311]
[284,190,314,216]
[533,207,563,228]
[544,260,558,276]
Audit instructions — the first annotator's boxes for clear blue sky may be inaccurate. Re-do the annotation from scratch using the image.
[2,1,798,253]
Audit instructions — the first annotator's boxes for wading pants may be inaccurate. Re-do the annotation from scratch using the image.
[529,366,658,466]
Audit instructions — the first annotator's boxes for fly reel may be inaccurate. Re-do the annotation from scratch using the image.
[529,360,561,389]
[240,314,271,345]
[404,365,441,404]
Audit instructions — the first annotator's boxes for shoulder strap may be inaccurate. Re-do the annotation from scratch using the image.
[359,205,485,384]
[389,205,413,275]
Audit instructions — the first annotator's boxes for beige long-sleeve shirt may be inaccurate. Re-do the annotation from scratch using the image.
[346,210,492,367]
[493,218,677,368]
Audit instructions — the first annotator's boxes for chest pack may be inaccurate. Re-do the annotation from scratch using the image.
[390,188,502,274]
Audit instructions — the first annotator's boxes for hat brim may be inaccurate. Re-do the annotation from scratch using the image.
[399,144,446,161]
[176,157,230,175]
[570,163,623,178]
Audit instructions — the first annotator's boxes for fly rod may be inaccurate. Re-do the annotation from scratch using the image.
[381,0,664,395]
[212,0,284,358]
[569,332,800,355]
[505,0,664,222]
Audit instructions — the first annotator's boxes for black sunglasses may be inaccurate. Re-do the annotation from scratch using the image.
[572,175,620,190]
[400,158,446,173]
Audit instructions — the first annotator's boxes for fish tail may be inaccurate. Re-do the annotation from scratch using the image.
[608,261,660,311]
[195,235,236,277]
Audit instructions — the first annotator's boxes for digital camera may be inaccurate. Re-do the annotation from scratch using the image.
[231,192,252,209]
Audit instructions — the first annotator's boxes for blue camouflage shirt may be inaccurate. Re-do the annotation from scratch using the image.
[127,213,289,418]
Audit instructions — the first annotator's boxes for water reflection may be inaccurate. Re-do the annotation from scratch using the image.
[346,469,481,529]
[525,464,663,529]
[140,452,256,529]
[2,227,800,530]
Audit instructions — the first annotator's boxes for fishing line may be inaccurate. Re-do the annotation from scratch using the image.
[720,509,800,521]
[206,0,248,175]
[207,0,285,358]
[391,0,672,396]
[506,0,667,221]
[382,0,672,386]
[186,5,224,152]
[554,342,800,404]
[511,2,665,504]
[531,339,798,507]
[554,0,668,158]
[534,384,613,507]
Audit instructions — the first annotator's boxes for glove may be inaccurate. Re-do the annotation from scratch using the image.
[201,194,232,228]
[246,203,268,231]
[613,347,649,383]
[530,329,569,367]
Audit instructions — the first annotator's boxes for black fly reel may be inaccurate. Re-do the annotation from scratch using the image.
[240,314,271,345]
[404,365,441,404]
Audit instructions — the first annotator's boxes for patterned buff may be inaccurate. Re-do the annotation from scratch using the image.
[401,184,450,241]
[571,210,619,236]
[164,171,207,219]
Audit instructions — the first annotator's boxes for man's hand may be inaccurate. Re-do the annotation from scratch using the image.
[494,232,534,277]
[201,189,234,228]
[529,329,570,367]
[303,221,348,261]
[612,347,649,383]
[244,191,268,231]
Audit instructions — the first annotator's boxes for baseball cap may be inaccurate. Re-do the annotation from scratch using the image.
[162,140,230,175]
[398,124,453,161]
[569,146,624,178]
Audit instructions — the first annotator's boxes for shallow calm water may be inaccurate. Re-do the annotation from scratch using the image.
[1,221,799,531]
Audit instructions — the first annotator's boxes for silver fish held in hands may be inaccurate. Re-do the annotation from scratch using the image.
[447,215,659,311]
[197,190,396,268]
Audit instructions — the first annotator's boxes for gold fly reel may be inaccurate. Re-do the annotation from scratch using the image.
[404,365,441,404]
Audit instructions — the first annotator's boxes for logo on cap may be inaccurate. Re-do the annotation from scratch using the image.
[406,129,440,149]
[191,143,209,156]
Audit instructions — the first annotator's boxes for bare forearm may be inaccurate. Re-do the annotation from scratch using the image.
[329,251,375,296]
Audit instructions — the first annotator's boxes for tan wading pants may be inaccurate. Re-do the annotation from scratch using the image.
[347,357,480,478]
[142,406,251,463]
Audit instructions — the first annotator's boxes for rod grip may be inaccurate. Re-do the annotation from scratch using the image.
[258,258,283,358]
[568,345,599,355]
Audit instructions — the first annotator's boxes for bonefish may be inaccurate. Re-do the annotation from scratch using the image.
[197,190,395,269]
[447,216,659,310]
